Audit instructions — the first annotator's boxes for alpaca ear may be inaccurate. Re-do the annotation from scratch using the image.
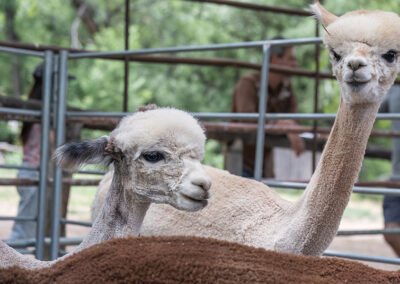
[310,1,338,28]
[54,136,112,169]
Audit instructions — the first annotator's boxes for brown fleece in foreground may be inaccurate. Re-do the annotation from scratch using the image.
[1,236,399,283]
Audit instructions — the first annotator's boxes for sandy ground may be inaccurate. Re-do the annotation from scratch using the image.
[0,193,399,272]
[329,220,399,271]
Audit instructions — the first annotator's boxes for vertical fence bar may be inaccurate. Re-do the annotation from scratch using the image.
[51,56,59,258]
[52,54,59,129]
[35,51,53,260]
[50,50,69,260]
[254,44,270,181]
[312,21,320,171]
[123,0,130,112]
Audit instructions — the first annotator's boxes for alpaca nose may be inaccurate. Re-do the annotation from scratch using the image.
[347,57,367,71]
[191,175,211,192]
[184,159,212,192]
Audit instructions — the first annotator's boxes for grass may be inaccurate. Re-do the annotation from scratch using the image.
[68,172,102,215]
[0,187,18,208]
[0,168,19,214]
[0,168,17,178]
[68,186,97,217]
[0,187,18,199]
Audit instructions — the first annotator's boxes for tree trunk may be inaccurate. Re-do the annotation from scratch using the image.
[71,0,99,35]
[4,1,22,97]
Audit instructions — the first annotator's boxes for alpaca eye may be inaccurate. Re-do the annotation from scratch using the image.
[382,50,397,63]
[331,50,341,62]
[142,152,164,163]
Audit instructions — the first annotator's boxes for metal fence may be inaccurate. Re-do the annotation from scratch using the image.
[1,36,400,266]
[0,47,52,259]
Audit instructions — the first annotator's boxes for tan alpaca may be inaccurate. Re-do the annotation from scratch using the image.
[0,108,211,269]
[92,3,400,256]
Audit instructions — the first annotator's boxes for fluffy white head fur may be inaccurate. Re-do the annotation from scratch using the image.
[311,2,400,104]
[112,108,205,158]
[111,108,210,211]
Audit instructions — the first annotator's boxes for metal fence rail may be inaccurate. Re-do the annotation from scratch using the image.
[265,181,400,196]
[324,251,400,265]
[337,228,400,236]
[0,46,44,57]
[0,164,39,171]
[66,111,400,121]
[68,38,322,59]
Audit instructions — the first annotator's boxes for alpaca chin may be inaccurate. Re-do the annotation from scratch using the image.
[340,81,382,104]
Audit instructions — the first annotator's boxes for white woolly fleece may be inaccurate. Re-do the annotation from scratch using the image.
[111,108,206,158]
[324,10,400,51]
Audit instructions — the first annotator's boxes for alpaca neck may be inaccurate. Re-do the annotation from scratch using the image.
[304,100,379,207]
[0,175,150,269]
[74,179,150,253]
[0,239,44,269]
[287,99,380,255]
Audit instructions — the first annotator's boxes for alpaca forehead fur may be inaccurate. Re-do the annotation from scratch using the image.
[111,108,205,157]
[323,10,400,50]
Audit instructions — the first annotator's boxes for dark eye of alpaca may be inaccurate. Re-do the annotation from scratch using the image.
[142,151,164,163]
[331,50,341,62]
[382,50,397,63]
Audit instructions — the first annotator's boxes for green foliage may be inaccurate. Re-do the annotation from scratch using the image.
[342,205,379,220]
[359,158,391,182]
[203,140,224,169]
[80,128,109,140]
[4,151,21,168]
[0,121,17,143]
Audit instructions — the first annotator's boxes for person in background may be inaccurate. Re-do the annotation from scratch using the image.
[379,84,400,256]
[231,37,305,178]
[7,64,53,241]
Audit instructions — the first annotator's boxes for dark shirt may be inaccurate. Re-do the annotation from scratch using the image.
[22,124,41,166]
[379,85,400,181]
[231,72,298,177]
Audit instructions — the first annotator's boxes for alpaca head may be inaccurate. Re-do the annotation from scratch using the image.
[311,2,400,104]
[55,107,211,212]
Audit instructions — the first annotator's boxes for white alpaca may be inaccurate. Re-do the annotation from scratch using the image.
[0,107,211,269]
[92,2,400,256]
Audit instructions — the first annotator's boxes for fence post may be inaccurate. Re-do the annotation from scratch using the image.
[50,50,68,260]
[35,50,53,260]
[254,44,270,181]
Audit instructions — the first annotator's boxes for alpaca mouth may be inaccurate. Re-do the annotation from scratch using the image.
[346,80,369,92]
[179,193,208,210]
[179,191,209,208]
[180,192,209,202]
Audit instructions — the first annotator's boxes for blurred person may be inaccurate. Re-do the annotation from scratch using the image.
[231,37,305,178]
[379,84,400,256]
